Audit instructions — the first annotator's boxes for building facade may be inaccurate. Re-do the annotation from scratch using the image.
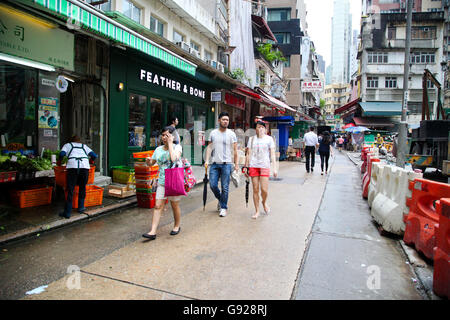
[331,0,352,84]
[358,11,446,125]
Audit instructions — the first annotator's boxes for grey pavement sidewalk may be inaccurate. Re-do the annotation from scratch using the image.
[293,150,428,300]
[21,161,328,300]
[0,165,209,246]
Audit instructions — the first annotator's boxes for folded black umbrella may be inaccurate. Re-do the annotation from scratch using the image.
[203,166,209,211]
[245,177,250,208]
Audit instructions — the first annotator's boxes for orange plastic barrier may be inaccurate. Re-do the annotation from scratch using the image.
[433,198,450,298]
[404,179,450,260]
[362,156,380,199]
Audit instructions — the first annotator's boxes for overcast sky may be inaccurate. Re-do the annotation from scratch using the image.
[304,0,362,68]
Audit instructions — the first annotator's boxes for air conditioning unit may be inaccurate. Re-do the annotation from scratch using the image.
[217,62,224,73]
[190,48,201,59]
[207,60,218,69]
[176,41,190,52]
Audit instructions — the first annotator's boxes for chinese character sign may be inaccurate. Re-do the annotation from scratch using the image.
[301,80,323,93]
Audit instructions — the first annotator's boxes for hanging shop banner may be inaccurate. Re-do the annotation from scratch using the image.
[38,97,58,129]
[224,92,245,111]
[0,5,74,70]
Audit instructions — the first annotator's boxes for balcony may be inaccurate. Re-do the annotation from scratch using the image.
[386,39,440,49]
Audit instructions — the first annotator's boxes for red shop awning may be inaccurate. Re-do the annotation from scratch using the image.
[255,87,297,112]
[251,15,277,42]
[233,87,262,101]
[335,99,360,115]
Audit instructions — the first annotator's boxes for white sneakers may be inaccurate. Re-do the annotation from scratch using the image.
[217,202,227,217]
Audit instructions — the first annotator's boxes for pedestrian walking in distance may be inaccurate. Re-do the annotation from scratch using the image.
[142,126,183,241]
[58,135,97,219]
[319,131,333,175]
[205,112,239,217]
[244,121,277,219]
[303,127,319,173]
[168,117,180,145]
[337,136,344,152]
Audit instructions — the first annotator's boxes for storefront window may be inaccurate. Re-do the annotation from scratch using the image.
[167,101,183,126]
[0,63,37,153]
[150,98,162,148]
[128,93,147,147]
[221,104,244,130]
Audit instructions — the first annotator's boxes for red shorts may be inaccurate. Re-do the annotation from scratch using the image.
[249,167,270,177]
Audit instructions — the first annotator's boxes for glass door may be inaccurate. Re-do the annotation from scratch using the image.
[185,105,207,165]
[149,98,163,149]
[127,93,148,165]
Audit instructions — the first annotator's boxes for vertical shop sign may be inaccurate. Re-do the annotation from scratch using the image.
[38,71,59,151]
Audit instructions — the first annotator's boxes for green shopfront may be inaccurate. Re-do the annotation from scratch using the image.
[109,48,217,169]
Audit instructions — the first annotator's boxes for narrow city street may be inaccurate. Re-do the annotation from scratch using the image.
[0,151,426,300]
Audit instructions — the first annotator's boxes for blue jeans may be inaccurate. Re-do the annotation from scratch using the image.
[209,163,232,210]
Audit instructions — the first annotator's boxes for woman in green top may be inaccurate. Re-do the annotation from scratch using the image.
[142,126,183,241]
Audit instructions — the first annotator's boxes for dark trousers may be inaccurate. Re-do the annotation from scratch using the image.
[319,151,330,172]
[304,146,316,172]
[64,168,89,216]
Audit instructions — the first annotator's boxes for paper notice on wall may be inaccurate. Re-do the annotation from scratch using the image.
[38,97,59,129]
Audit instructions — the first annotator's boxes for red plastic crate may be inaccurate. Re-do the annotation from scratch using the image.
[10,185,53,208]
[0,171,17,183]
[65,185,103,209]
[136,192,156,209]
[54,166,96,187]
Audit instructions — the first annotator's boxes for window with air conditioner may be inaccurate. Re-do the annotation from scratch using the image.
[173,30,185,43]
[204,50,212,62]
[190,41,200,54]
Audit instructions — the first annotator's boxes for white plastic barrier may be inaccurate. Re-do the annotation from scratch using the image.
[368,162,386,208]
[370,165,422,235]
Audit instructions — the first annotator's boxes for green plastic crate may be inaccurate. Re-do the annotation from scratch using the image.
[111,166,135,184]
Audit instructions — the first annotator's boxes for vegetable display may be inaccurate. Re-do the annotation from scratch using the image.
[0,152,54,172]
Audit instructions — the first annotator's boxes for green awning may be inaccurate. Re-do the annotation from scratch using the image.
[30,0,196,75]
[360,102,403,116]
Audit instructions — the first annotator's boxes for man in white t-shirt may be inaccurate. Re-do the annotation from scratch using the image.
[244,121,277,219]
[205,112,239,217]
[303,126,319,173]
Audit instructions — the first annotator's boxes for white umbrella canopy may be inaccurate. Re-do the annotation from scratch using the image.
[345,126,369,133]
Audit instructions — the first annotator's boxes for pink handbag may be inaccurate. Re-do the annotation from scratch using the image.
[164,165,187,197]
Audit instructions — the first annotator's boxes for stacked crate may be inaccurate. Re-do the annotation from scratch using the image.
[133,151,158,208]
[54,165,103,209]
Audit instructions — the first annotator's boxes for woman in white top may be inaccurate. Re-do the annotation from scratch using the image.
[244,121,277,219]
